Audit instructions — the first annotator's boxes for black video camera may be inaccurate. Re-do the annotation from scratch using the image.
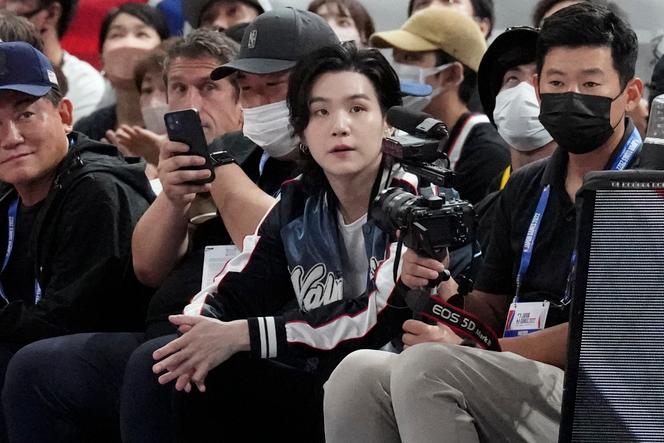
[371,106,475,260]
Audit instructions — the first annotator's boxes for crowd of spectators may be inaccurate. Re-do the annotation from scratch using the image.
[0,0,660,442]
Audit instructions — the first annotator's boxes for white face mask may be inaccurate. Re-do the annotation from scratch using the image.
[242,100,299,158]
[493,82,553,152]
[141,100,169,134]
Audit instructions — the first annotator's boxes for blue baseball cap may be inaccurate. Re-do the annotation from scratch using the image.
[0,41,59,97]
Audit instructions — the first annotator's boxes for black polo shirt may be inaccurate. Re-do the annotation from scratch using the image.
[475,121,639,327]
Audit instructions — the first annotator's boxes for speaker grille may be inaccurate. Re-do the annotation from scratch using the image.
[571,189,664,442]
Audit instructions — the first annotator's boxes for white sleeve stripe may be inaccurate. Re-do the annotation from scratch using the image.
[284,243,403,350]
[257,317,267,359]
[266,316,278,358]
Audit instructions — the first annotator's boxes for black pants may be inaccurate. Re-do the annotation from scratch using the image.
[120,334,325,443]
[2,332,144,443]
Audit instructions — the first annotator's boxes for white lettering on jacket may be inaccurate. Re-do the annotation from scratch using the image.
[290,264,343,312]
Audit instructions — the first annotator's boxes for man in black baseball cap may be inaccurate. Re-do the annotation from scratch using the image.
[201,6,338,245]
[0,41,153,440]
[184,0,270,31]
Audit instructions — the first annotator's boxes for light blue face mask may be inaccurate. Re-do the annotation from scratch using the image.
[392,61,457,111]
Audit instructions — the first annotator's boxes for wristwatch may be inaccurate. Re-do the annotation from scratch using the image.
[209,150,235,168]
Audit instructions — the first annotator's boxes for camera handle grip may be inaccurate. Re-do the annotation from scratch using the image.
[428,269,451,289]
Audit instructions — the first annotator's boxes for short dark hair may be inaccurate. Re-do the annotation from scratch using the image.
[42,87,63,106]
[308,0,376,45]
[163,28,240,99]
[407,0,494,36]
[37,0,79,38]
[536,2,637,90]
[0,10,44,51]
[288,42,402,191]
[98,2,170,53]
[531,0,626,27]
[435,50,477,105]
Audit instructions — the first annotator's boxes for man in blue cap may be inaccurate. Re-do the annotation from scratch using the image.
[0,41,154,439]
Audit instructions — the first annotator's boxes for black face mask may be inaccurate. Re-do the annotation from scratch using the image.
[539,91,622,155]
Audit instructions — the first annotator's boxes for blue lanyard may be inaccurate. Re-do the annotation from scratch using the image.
[516,127,642,304]
[0,198,42,304]
[515,185,550,301]
[0,198,19,303]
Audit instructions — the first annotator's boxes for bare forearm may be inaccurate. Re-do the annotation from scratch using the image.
[132,193,190,287]
[210,164,277,246]
[499,322,569,369]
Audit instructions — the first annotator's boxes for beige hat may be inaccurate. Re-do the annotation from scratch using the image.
[370,6,487,72]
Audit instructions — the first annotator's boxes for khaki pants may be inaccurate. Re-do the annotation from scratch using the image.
[324,343,563,443]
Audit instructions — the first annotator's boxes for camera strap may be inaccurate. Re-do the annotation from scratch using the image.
[418,293,502,351]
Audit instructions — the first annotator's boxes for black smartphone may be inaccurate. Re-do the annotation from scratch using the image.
[164,108,215,184]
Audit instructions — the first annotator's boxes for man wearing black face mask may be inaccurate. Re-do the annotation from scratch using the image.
[471,1,644,337]
[323,4,645,442]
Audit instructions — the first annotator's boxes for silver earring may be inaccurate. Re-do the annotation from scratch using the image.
[299,143,310,155]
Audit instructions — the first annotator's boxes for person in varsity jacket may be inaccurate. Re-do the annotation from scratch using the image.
[128,42,455,442]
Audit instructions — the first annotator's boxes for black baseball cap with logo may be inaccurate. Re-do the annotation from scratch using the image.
[211,7,339,79]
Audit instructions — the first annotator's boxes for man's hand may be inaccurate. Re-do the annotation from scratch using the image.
[152,316,250,393]
[158,141,212,209]
[402,319,462,348]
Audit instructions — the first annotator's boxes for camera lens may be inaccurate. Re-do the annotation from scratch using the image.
[370,187,418,233]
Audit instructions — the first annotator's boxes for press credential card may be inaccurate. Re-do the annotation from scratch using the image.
[201,245,240,290]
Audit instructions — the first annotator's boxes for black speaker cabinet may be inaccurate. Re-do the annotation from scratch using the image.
[560,170,664,442]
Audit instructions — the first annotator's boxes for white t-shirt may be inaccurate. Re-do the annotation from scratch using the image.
[61,51,106,123]
[337,211,369,298]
